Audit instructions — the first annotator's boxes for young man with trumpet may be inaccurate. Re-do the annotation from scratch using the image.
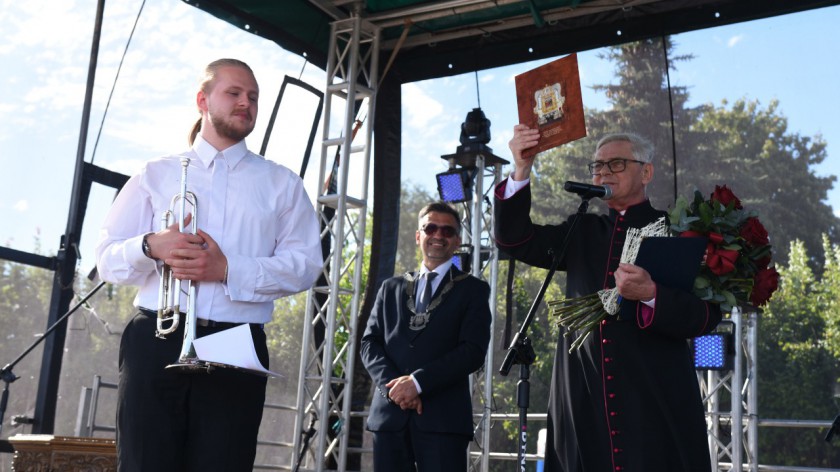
[95,58,322,471]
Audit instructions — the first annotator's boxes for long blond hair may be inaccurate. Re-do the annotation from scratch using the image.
[188,58,255,146]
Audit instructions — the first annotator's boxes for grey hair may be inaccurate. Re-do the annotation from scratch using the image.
[594,132,654,163]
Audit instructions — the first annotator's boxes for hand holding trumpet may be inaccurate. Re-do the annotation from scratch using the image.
[145,213,228,283]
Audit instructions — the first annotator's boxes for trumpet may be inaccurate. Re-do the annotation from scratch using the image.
[156,156,205,371]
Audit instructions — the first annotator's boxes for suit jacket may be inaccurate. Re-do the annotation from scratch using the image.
[361,266,492,436]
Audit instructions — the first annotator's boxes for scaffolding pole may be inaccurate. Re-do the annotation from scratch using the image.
[292,13,379,472]
[699,306,760,472]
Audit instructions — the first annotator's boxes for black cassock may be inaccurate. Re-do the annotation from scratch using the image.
[495,182,721,472]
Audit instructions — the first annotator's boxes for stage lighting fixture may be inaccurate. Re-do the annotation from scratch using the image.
[437,108,509,203]
[450,246,493,273]
[693,320,735,371]
[460,108,492,147]
[441,108,508,170]
[451,248,471,272]
[436,168,475,203]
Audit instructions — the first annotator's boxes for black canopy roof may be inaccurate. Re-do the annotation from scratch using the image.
[182,0,840,83]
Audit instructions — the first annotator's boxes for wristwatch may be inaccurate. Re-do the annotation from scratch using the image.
[142,233,154,259]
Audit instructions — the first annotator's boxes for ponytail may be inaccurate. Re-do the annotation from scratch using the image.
[188,117,202,146]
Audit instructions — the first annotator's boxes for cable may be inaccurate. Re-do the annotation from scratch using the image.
[298,55,308,81]
[90,0,147,165]
[474,69,481,109]
[661,35,678,203]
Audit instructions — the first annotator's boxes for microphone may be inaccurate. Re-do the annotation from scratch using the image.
[563,181,612,200]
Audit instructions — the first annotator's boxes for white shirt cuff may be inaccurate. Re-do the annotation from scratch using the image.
[503,174,530,199]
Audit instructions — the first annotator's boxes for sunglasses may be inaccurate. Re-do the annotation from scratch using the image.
[420,223,458,238]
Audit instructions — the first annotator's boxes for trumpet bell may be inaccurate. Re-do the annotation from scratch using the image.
[165,359,214,373]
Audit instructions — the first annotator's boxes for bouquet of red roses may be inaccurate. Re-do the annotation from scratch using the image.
[549,185,780,351]
[668,185,779,313]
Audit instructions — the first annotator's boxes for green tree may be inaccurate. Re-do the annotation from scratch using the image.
[760,238,840,467]
[691,99,838,266]
[395,183,435,275]
[0,257,54,440]
[568,38,840,267]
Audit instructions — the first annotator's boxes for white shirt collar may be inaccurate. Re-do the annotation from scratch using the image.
[192,135,248,170]
[420,260,453,278]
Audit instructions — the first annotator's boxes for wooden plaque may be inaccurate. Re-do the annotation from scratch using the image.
[9,434,116,472]
[514,53,586,157]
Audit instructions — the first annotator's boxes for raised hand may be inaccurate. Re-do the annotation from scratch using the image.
[508,124,541,181]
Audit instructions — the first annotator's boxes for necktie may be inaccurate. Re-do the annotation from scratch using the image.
[416,272,437,313]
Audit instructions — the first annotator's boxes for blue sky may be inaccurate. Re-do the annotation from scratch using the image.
[1,1,839,276]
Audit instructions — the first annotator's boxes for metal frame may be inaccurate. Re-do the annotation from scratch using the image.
[460,156,505,472]
[289,14,509,470]
[74,375,117,437]
[699,307,758,471]
[292,14,379,472]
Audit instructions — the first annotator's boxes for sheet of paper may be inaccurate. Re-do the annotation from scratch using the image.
[193,324,282,377]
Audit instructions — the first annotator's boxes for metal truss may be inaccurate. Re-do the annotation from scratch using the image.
[462,156,505,472]
[292,14,379,472]
[698,307,760,472]
[290,10,509,471]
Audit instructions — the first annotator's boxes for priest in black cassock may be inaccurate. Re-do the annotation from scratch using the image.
[494,126,721,472]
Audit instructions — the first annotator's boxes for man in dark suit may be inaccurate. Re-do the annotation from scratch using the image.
[361,201,492,472]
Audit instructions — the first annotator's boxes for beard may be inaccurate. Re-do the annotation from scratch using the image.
[209,109,255,142]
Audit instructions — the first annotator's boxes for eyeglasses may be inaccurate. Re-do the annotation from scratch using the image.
[587,158,646,175]
[420,223,458,238]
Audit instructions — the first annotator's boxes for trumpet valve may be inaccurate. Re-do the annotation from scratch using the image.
[155,307,180,338]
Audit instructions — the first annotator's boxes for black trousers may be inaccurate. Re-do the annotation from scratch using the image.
[371,422,470,472]
[117,311,268,472]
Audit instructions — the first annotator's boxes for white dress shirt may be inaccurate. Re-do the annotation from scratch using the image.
[503,174,530,198]
[416,260,452,300]
[410,259,454,394]
[95,136,323,324]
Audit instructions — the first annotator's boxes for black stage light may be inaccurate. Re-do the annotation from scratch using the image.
[451,250,471,272]
[436,168,475,203]
[437,108,508,203]
[460,108,491,147]
[450,246,493,273]
[693,320,735,371]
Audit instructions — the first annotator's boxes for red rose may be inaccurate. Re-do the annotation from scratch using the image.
[740,217,769,247]
[706,245,739,275]
[754,255,771,270]
[750,266,780,306]
[711,185,742,210]
[707,232,724,245]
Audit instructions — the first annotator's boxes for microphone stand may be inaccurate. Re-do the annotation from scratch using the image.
[499,196,594,471]
[0,280,106,435]
[293,414,317,472]
[825,414,840,443]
